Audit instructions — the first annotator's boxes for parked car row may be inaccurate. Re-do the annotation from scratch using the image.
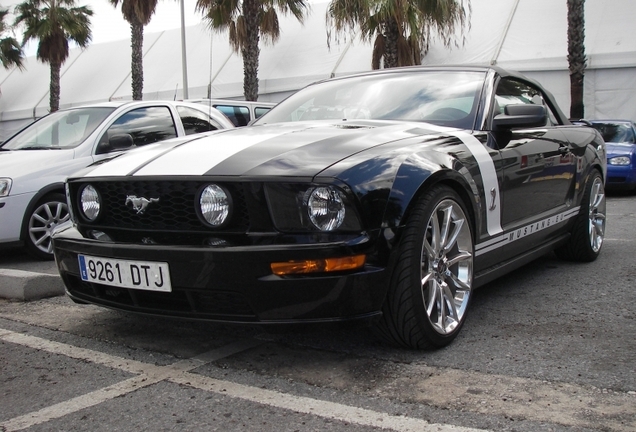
[49,66,607,350]
[188,99,276,127]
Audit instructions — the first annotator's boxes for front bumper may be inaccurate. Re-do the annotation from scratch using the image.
[52,224,390,325]
[0,192,35,245]
[606,163,636,190]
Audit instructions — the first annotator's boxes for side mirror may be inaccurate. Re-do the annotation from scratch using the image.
[108,134,134,150]
[493,104,547,130]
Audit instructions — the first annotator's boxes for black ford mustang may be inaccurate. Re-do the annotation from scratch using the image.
[52,66,606,349]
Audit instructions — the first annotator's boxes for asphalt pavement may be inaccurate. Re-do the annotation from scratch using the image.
[1,194,635,431]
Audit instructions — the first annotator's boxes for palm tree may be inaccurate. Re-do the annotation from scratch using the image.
[196,0,310,101]
[0,9,24,70]
[567,0,585,119]
[109,0,160,100]
[13,0,92,112]
[327,0,469,69]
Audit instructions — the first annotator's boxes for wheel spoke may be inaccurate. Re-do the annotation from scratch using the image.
[443,217,465,254]
[435,280,446,329]
[439,205,453,251]
[447,271,471,291]
[423,279,438,316]
[430,211,441,255]
[54,203,65,220]
[421,270,434,287]
[33,213,48,225]
[34,232,50,246]
[446,250,472,268]
[442,282,459,322]
[422,238,435,261]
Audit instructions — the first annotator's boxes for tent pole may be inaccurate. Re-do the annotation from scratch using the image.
[491,0,521,65]
[180,0,189,99]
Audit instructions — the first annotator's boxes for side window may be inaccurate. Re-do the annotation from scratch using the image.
[214,105,251,127]
[494,79,560,126]
[254,107,271,119]
[177,106,221,135]
[98,106,177,152]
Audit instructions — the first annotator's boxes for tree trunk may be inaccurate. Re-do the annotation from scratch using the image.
[49,60,61,112]
[567,0,586,119]
[130,19,144,100]
[242,0,260,101]
[383,18,400,69]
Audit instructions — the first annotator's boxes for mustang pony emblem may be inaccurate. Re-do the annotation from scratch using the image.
[125,195,159,214]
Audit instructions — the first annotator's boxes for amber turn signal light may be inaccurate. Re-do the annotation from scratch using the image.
[271,254,366,275]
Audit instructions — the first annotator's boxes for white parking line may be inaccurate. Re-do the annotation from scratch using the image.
[0,329,489,432]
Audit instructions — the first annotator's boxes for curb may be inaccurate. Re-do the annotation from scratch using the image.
[0,269,65,301]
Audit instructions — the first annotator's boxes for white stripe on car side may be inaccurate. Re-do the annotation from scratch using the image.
[133,132,283,176]
[450,131,503,237]
[425,127,579,257]
[419,125,503,237]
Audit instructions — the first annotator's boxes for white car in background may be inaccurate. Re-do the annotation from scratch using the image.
[189,99,276,126]
[0,100,234,259]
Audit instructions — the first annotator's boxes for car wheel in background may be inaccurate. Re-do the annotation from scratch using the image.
[25,193,70,260]
[555,170,606,262]
[375,185,474,349]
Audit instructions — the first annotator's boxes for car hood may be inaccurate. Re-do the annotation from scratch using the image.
[0,148,76,178]
[79,121,454,179]
[605,142,635,158]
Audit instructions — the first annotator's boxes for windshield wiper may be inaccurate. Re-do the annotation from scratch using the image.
[19,145,63,150]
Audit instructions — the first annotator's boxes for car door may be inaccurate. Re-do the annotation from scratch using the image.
[493,78,577,249]
[94,105,178,156]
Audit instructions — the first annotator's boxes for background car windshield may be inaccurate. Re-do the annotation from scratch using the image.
[257,71,485,128]
[591,122,635,143]
[1,107,115,150]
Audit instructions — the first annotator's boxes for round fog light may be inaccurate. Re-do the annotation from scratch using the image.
[199,184,231,227]
[80,184,100,221]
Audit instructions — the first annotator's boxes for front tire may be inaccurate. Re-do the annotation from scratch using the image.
[25,193,70,260]
[375,185,474,349]
[555,170,606,262]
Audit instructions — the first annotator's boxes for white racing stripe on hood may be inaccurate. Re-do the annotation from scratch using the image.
[84,143,171,178]
[133,132,282,176]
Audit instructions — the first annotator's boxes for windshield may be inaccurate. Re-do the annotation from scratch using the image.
[256,71,485,129]
[591,122,635,143]
[1,107,116,150]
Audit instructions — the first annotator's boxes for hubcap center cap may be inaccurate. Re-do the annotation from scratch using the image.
[433,258,448,275]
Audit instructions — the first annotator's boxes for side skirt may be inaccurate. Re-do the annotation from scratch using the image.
[473,233,570,289]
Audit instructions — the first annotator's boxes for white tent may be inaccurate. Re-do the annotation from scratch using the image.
[1,0,634,140]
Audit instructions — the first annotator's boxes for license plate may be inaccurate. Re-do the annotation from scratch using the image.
[78,254,172,292]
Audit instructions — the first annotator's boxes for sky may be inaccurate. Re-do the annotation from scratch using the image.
[1,0,202,56]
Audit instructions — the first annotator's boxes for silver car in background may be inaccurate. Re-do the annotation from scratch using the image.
[0,100,234,259]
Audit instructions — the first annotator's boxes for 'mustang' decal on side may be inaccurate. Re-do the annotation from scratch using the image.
[475,207,580,256]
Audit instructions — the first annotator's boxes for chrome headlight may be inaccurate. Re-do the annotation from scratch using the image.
[265,183,361,232]
[306,186,346,231]
[608,156,631,166]
[199,184,232,227]
[0,178,12,197]
[79,184,101,221]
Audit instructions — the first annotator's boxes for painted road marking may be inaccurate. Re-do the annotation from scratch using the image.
[0,329,488,432]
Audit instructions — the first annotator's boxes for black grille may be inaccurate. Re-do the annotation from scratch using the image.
[72,180,253,232]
